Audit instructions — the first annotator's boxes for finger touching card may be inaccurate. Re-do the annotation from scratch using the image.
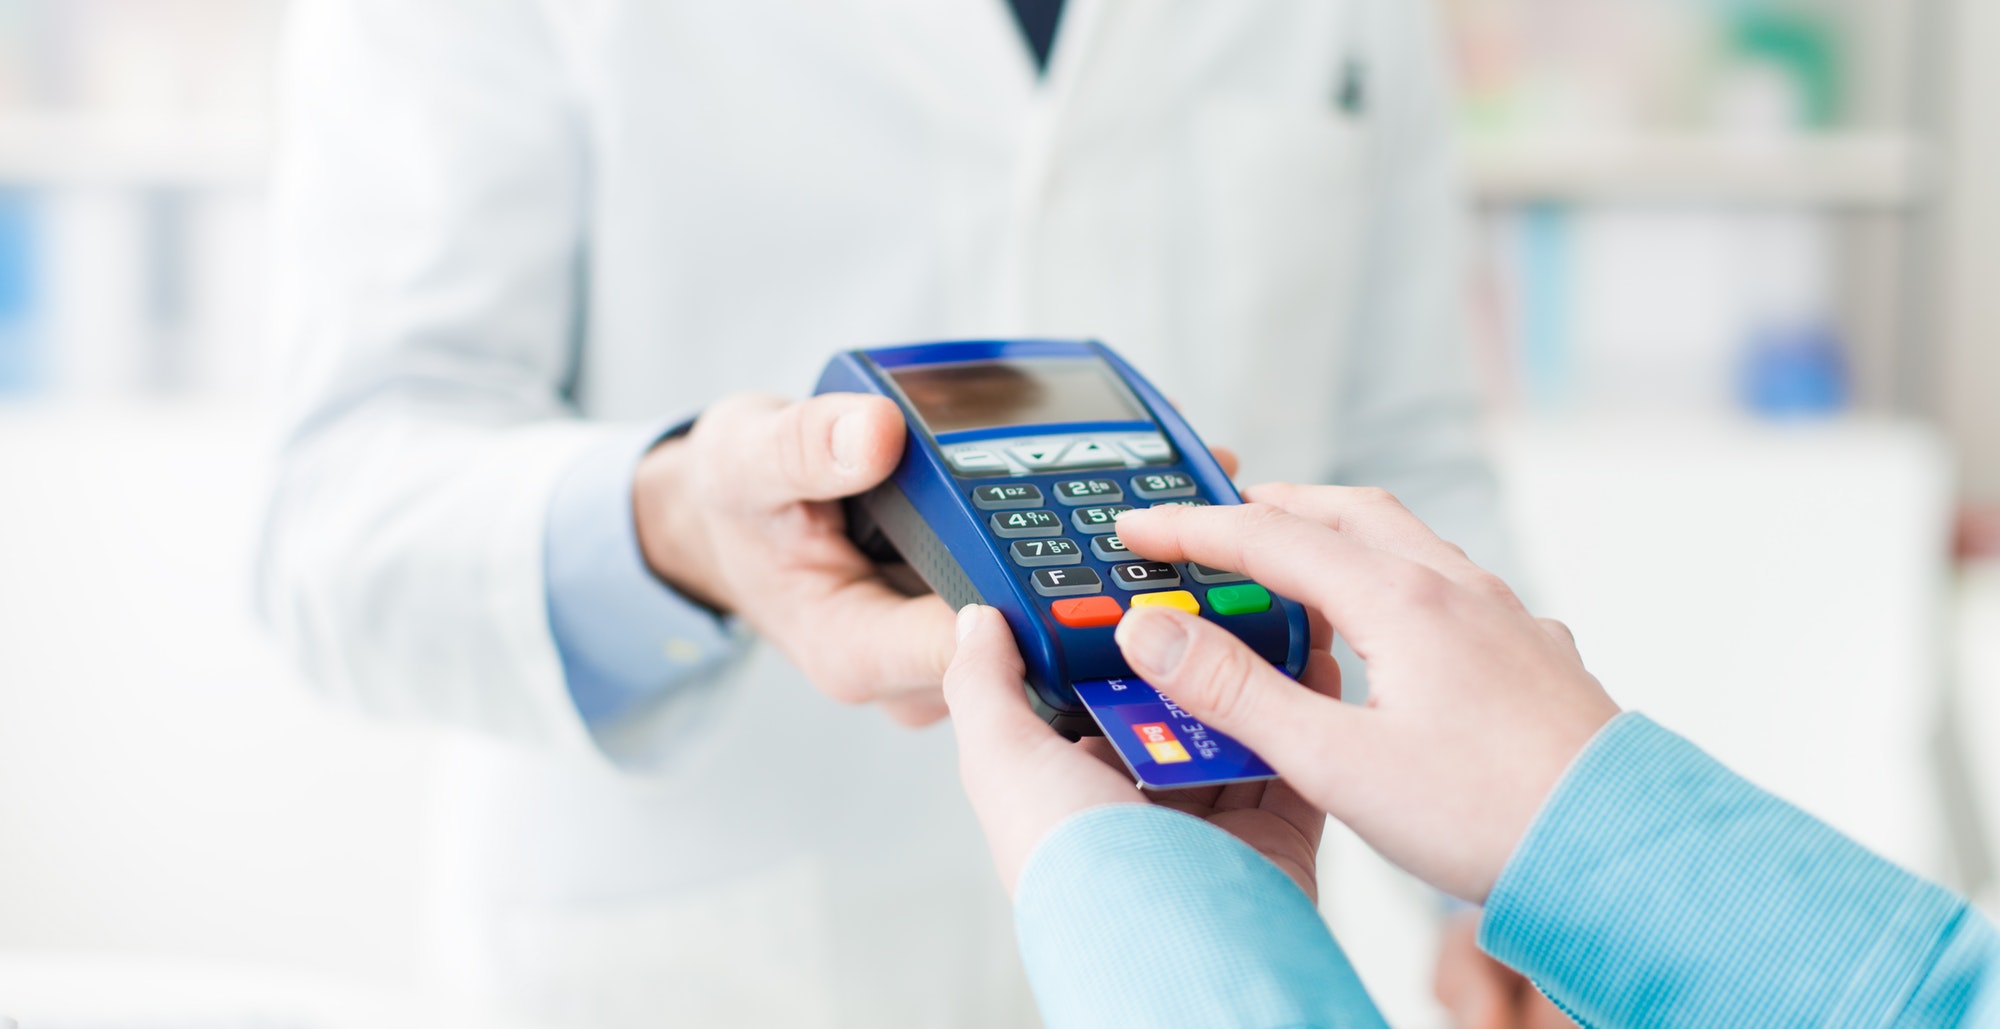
[1073,677,1276,789]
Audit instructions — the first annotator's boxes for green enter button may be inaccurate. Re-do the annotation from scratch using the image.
[1205,583,1271,615]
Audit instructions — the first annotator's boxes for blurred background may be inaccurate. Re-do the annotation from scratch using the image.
[1,0,1997,1025]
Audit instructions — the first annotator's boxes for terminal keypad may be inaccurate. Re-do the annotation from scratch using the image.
[966,467,1269,631]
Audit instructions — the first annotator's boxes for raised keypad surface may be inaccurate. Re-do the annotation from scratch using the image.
[1111,561,1181,591]
[946,447,1008,476]
[1053,478,1123,505]
[1129,590,1200,615]
[1056,441,1126,469]
[990,509,1064,538]
[1090,534,1130,561]
[1009,443,1069,470]
[1010,537,1083,567]
[1130,471,1196,500]
[1070,504,1133,535]
[972,483,1044,510]
[964,464,1277,639]
[1033,566,1102,598]
[942,432,1174,478]
[1187,563,1248,585]
[1052,596,1123,628]
[1206,583,1271,615]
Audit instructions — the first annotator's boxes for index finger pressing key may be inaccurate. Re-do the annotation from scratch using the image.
[1113,503,1452,651]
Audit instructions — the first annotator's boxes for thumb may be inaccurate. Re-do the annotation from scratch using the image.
[942,606,1054,764]
[701,392,907,510]
[1114,607,1357,785]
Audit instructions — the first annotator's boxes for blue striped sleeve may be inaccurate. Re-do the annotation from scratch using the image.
[1013,803,1388,1029]
[1482,712,2000,1028]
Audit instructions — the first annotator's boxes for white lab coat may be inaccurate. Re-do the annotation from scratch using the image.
[262,1,1504,1025]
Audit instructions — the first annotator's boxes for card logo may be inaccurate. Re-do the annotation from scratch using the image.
[1132,722,1192,764]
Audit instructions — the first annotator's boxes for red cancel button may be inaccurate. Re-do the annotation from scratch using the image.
[1051,596,1123,628]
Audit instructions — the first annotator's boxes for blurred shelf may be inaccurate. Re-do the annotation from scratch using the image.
[0,114,268,188]
[1463,131,1927,210]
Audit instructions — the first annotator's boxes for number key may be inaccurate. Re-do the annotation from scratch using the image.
[1111,561,1182,591]
[1010,537,1083,568]
[1053,479,1123,505]
[1130,471,1196,499]
[989,509,1064,538]
[971,483,1044,511]
[1091,534,1130,561]
[1070,504,1133,535]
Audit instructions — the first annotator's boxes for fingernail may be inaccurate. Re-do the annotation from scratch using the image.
[831,411,869,475]
[1116,610,1189,675]
[956,604,984,642]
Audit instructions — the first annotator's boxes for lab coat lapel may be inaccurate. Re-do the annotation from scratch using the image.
[860,0,1039,123]
[1009,1,1184,380]
[993,0,1111,329]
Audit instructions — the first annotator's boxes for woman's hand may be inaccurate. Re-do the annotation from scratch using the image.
[943,604,1326,899]
[1109,486,1621,903]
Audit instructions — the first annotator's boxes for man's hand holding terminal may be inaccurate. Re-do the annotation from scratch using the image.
[634,391,1243,729]
[632,393,955,725]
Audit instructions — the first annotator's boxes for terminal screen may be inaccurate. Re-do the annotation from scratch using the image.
[890,358,1147,435]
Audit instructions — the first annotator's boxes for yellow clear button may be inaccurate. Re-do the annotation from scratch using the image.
[1128,590,1200,615]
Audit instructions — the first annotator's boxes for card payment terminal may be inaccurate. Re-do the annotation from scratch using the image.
[814,340,1311,757]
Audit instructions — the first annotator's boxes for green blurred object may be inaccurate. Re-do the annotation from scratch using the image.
[1729,3,1843,127]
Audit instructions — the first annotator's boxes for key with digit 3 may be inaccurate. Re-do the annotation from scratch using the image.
[814,340,1311,789]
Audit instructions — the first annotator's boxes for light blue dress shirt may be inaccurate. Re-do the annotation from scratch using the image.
[544,422,744,724]
[1014,713,2000,1028]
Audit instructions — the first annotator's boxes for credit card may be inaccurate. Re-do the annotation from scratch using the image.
[1073,677,1276,790]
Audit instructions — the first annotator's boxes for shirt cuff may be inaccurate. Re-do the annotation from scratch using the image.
[1014,804,1387,1029]
[544,418,744,725]
[1481,712,1971,1027]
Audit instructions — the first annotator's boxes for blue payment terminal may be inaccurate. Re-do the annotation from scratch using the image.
[814,340,1311,742]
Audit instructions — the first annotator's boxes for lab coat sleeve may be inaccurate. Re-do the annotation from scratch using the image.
[1014,804,1390,1029]
[544,420,749,725]
[259,0,721,759]
[1482,713,2000,1027]
[1330,0,1513,584]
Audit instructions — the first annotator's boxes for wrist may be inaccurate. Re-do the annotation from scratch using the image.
[1474,705,1623,901]
[633,436,732,612]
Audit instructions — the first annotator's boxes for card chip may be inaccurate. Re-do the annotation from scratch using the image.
[1133,722,1192,764]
